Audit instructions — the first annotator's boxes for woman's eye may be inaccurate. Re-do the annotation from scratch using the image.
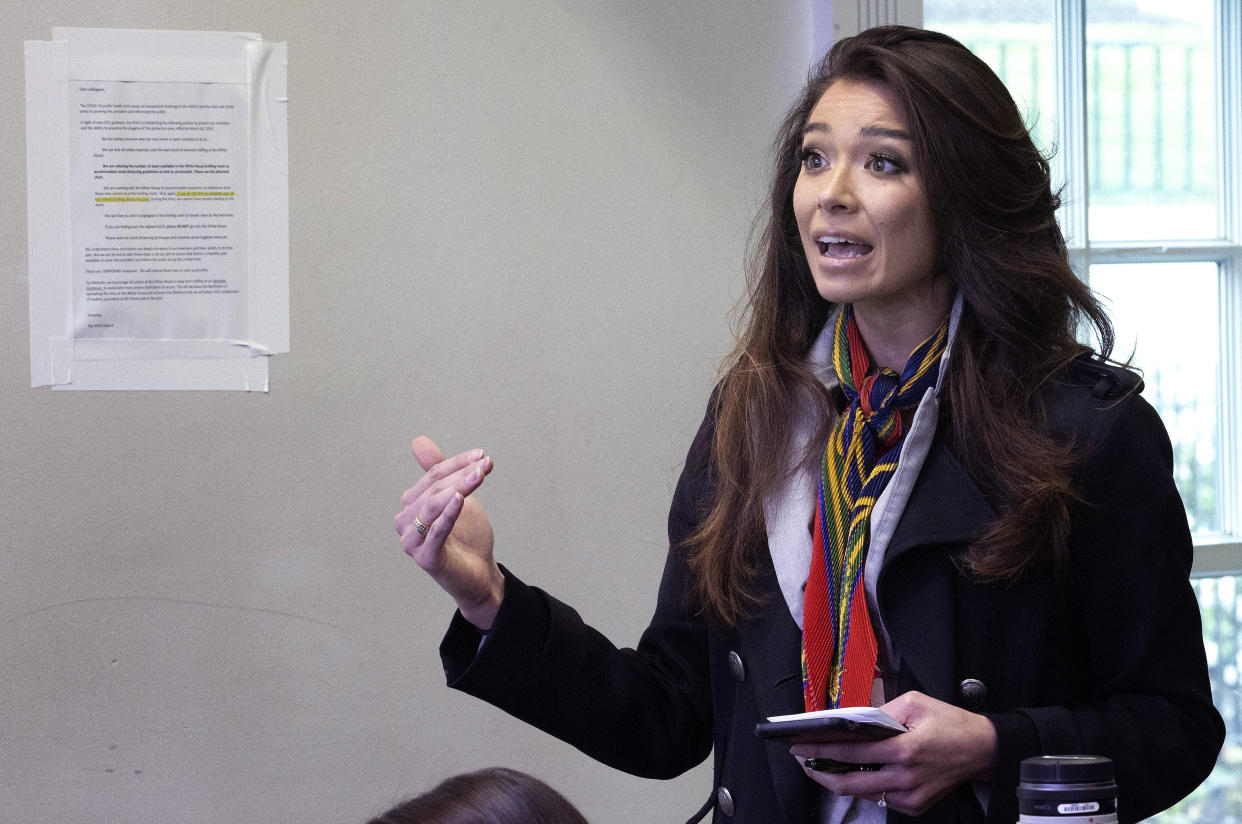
[865,154,903,174]
[800,150,827,171]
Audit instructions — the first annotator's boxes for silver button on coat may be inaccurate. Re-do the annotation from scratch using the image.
[958,678,988,709]
[716,786,736,817]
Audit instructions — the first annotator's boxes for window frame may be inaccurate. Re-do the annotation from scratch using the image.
[1056,0,1242,575]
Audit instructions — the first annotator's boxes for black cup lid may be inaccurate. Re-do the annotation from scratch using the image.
[1020,755,1114,784]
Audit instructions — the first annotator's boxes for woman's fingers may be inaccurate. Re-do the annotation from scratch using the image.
[410,435,445,470]
[422,492,464,547]
[799,760,899,805]
[400,478,464,546]
[400,492,466,570]
[792,750,912,811]
[394,438,494,566]
[400,444,491,508]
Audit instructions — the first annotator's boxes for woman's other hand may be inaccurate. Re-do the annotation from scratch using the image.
[790,691,997,816]
[395,436,504,630]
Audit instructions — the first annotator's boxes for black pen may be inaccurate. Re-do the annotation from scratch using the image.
[803,758,883,773]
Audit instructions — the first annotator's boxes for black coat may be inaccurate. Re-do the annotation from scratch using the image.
[441,359,1224,824]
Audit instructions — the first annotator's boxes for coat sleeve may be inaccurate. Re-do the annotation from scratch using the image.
[984,393,1225,823]
[438,398,719,779]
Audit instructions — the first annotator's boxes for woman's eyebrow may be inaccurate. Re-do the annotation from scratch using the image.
[801,122,911,140]
[860,125,910,140]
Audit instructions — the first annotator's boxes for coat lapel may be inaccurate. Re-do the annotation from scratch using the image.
[742,556,815,824]
[879,439,995,703]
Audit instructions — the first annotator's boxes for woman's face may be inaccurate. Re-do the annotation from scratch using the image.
[792,78,944,328]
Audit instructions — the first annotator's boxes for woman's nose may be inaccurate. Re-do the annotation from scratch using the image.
[817,168,857,212]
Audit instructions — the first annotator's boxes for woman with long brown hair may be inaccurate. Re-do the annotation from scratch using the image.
[395,26,1222,824]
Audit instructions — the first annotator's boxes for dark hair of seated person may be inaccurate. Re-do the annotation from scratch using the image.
[368,766,589,824]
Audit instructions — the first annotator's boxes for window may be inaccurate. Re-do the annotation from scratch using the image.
[917,0,1242,560]
[850,0,1241,820]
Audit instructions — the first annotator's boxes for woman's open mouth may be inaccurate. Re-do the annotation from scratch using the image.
[816,235,873,258]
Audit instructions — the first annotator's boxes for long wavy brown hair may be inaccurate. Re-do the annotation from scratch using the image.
[686,26,1114,628]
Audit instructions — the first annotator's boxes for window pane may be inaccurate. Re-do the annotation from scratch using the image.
[1087,1,1217,241]
[923,1,1056,157]
[1089,262,1220,533]
[1149,576,1242,823]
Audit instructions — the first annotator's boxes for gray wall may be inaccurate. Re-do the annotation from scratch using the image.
[1,2,813,822]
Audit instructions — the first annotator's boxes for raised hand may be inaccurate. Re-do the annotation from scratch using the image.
[395,436,504,629]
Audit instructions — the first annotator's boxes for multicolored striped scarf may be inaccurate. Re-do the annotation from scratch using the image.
[801,305,949,711]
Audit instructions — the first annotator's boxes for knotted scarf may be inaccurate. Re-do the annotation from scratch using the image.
[801,305,949,711]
